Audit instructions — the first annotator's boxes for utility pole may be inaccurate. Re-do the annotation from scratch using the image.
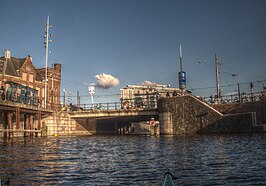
[232,74,241,102]
[44,16,53,108]
[77,91,80,108]
[263,79,266,94]
[250,82,254,101]
[215,52,220,103]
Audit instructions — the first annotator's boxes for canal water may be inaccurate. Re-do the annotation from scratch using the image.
[0,134,265,185]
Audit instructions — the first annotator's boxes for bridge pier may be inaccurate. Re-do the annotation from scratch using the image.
[16,107,20,129]
[7,112,13,138]
[37,111,41,130]
[29,114,34,137]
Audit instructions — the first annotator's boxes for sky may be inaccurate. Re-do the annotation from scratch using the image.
[1,0,266,104]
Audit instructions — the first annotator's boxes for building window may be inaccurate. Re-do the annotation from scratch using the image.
[29,74,33,82]
[22,73,27,81]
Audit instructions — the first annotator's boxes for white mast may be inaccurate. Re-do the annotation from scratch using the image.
[179,45,183,73]
[44,16,52,108]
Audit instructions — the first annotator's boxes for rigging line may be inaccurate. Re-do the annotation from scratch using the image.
[220,62,257,81]
[197,60,215,70]
[61,77,87,88]
[189,80,264,91]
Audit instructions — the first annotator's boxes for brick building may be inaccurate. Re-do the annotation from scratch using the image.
[0,49,61,109]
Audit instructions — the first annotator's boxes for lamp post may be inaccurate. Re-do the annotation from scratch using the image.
[232,74,240,102]
[88,85,95,109]
[44,16,53,108]
[63,89,66,107]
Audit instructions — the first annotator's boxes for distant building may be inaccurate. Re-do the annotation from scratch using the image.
[0,49,61,109]
[120,84,181,109]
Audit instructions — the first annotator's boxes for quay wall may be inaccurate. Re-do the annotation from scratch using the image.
[212,100,266,124]
[158,95,264,135]
[158,95,223,135]
[198,112,264,134]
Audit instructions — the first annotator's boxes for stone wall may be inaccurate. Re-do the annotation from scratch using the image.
[212,100,266,124]
[158,95,223,135]
[198,112,264,134]
[159,112,173,135]
[42,112,92,136]
[158,95,265,135]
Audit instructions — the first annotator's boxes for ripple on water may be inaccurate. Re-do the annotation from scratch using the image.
[0,134,265,185]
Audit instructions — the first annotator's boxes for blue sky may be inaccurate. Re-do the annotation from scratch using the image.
[1,0,266,104]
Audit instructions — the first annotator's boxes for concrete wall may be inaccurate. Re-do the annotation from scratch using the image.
[42,112,92,136]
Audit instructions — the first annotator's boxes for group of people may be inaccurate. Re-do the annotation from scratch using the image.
[0,85,7,101]
[0,84,42,107]
[166,90,178,97]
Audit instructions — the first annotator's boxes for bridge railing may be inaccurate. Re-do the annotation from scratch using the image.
[77,102,121,111]
[68,99,158,111]
[202,91,266,104]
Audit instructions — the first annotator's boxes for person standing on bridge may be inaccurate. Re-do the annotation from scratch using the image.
[7,85,12,101]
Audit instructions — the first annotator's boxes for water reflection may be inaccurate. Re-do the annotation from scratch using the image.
[0,134,265,185]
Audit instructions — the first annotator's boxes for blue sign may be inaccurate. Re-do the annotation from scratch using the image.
[178,71,186,89]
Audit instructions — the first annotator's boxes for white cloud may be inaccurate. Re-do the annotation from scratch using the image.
[95,73,120,89]
[140,80,158,86]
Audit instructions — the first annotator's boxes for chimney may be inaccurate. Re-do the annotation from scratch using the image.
[5,49,11,59]
[28,55,32,61]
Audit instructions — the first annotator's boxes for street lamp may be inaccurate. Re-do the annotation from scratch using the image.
[232,74,241,102]
[88,85,95,109]
[63,89,66,107]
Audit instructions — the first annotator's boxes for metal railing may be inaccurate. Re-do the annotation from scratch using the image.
[66,99,159,111]
[202,91,266,104]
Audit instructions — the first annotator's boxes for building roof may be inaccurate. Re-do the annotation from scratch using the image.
[0,57,24,76]
[0,56,43,81]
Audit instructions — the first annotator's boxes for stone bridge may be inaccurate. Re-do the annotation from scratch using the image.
[43,108,158,135]
[42,95,265,136]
